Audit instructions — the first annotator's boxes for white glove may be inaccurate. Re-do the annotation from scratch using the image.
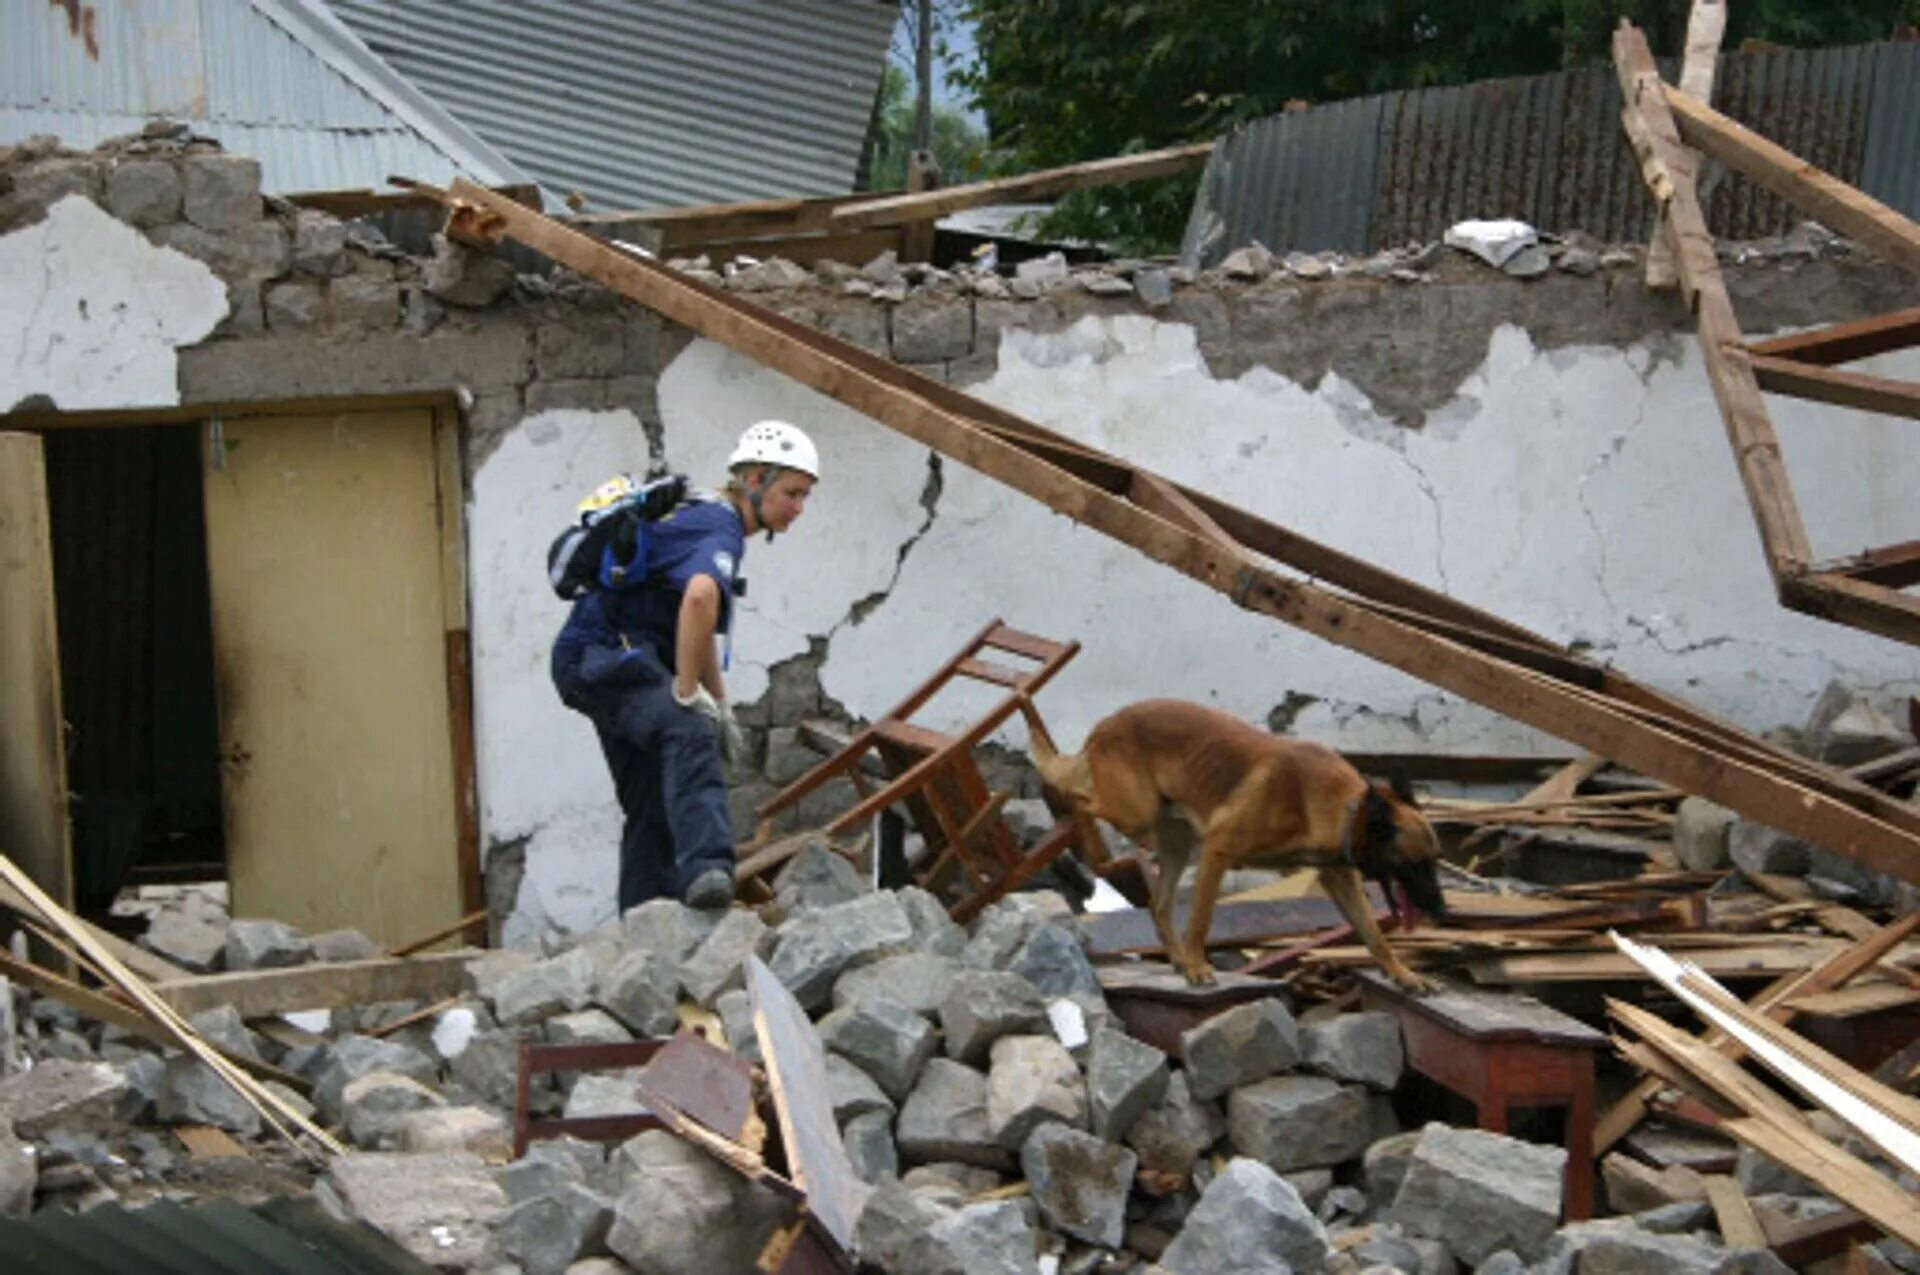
[673,683,746,761]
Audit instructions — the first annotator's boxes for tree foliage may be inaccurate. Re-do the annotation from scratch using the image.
[957,0,1920,250]
[866,64,1000,192]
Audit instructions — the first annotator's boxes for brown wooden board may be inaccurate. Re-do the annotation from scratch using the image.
[1747,307,1920,367]
[1750,356,1920,421]
[829,142,1214,230]
[749,956,859,1254]
[439,181,1920,886]
[1722,1116,1920,1249]
[154,950,478,1017]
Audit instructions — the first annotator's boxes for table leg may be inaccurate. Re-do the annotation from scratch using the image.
[1563,1061,1597,1221]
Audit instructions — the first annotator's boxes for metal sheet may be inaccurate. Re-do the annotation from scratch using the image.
[1185,38,1915,265]
[330,0,898,213]
[0,0,529,195]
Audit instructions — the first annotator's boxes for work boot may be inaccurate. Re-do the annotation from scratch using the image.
[683,867,735,910]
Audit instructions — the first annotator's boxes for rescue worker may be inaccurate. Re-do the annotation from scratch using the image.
[551,420,819,912]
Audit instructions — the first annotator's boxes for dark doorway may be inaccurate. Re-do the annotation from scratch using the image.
[42,424,224,911]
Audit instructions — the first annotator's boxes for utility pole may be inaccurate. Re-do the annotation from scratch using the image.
[913,0,933,155]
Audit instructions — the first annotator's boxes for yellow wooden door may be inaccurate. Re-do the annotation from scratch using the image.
[201,410,460,946]
[0,432,73,911]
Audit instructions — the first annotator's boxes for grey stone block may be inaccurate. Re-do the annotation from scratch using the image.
[309,928,382,963]
[496,1182,612,1275]
[714,988,763,1064]
[897,1057,1011,1170]
[314,1034,439,1121]
[1805,680,1909,766]
[843,1108,898,1184]
[620,896,714,965]
[292,210,351,276]
[0,1129,31,1219]
[819,996,935,1102]
[8,158,102,222]
[394,1106,511,1158]
[1229,1074,1373,1171]
[1730,821,1811,876]
[326,1151,509,1271]
[545,1008,632,1049]
[826,1051,894,1124]
[328,275,400,331]
[265,280,324,331]
[1302,1012,1405,1090]
[1125,1070,1224,1179]
[1008,922,1101,998]
[493,948,597,1026]
[106,159,181,227]
[181,153,262,230]
[1387,1124,1565,1265]
[772,840,868,910]
[1085,1024,1169,1142]
[986,1034,1087,1148]
[465,949,536,1007]
[681,908,769,1007]
[113,1053,165,1123]
[188,1005,262,1062]
[939,969,1049,1064]
[343,1070,447,1149]
[897,885,967,958]
[150,220,291,281]
[158,1057,261,1137]
[142,894,229,973]
[564,1070,645,1121]
[892,297,973,363]
[425,234,514,307]
[596,948,679,1039]
[767,891,914,1011]
[1020,1122,1134,1248]
[2,1058,129,1139]
[1533,1217,1729,1275]
[604,1129,791,1274]
[1180,998,1302,1100]
[447,1027,530,1110]
[1673,798,1737,872]
[833,952,959,1018]
[1160,1157,1331,1275]
[536,316,628,379]
[1364,1128,1423,1207]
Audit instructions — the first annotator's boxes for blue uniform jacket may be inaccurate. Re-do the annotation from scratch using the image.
[552,494,745,696]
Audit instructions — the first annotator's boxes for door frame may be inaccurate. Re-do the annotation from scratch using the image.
[0,392,482,922]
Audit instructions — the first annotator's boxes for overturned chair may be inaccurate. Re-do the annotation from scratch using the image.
[747,619,1138,922]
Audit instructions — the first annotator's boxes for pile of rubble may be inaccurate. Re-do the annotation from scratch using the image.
[7,838,1891,1275]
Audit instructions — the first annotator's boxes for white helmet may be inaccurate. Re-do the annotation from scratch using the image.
[728,419,819,480]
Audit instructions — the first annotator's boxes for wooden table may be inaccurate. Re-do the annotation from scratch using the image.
[1356,971,1608,1220]
[1096,962,1295,1054]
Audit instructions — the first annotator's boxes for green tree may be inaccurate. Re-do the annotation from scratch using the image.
[957,0,1920,251]
[865,64,1002,192]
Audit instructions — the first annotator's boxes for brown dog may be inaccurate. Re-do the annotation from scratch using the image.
[1022,697,1445,993]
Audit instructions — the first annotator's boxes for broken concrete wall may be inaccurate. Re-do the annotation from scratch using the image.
[5,135,1918,945]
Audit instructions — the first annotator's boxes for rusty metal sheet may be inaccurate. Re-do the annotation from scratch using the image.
[638,1030,759,1147]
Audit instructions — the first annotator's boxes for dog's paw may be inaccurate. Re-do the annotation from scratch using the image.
[1175,956,1219,987]
[1395,970,1441,996]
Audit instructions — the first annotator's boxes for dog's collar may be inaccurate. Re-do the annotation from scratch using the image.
[1340,795,1366,872]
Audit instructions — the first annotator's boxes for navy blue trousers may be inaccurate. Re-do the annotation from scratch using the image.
[557,642,734,912]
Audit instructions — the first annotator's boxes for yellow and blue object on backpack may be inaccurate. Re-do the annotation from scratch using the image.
[546,472,689,601]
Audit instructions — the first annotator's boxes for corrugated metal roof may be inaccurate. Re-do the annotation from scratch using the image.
[0,1194,437,1274]
[327,0,899,213]
[1183,40,1920,266]
[0,0,530,194]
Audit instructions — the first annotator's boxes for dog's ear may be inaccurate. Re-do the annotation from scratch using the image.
[1385,769,1416,804]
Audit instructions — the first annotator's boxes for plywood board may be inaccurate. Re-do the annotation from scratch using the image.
[748,956,860,1253]
[201,410,461,946]
[0,433,72,916]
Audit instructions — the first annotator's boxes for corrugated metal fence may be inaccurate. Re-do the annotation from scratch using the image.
[1183,40,1920,266]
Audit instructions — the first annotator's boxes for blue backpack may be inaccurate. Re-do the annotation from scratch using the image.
[546,473,688,600]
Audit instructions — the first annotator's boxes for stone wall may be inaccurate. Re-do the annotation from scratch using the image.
[6,133,1919,942]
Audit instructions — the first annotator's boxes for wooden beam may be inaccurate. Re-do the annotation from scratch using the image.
[441,180,1920,887]
[153,950,478,1018]
[1747,307,1920,367]
[1750,355,1920,421]
[829,142,1215,230]
[1663,84,1920,279]
[1723,1116,1920,1250]
[1615,25,1815,582]
[1702,1175,1769,1251]
[287,183,542,219]
[664,228,905,270]
[1815,540,1920,591]
[1647,0,1726,289]
[0,878,190,984]
[1781,572,1920,650]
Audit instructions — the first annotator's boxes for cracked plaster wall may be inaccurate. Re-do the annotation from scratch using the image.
[1,195,226,410]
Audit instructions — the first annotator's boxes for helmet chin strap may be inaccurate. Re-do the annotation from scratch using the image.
[747,465,787,542]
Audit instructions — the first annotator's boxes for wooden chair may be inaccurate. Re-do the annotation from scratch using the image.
[751,619,1106,922]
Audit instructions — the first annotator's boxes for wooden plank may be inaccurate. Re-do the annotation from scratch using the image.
[1647,0,1726,288]
[153,950,478,1018]
[286,183,542,218]
[1747,307,1920,366]
[1663,83,1920,279]
[748,956,860,1253]
[830,142,1214,230]
[175,1124,248,1160]
[0,879,189,984]
[1702,1174,1768,1250]
[1786,983,1920,1020]
[444,181,1920,886]
[1750,356,1920,421]
[1615,27,1815,579]
[0,434,72,930]
[1722,1116,1920,1249]
[1781,571,1920,650]
[0,950,311,1093]
[1816,541,1920,591]
[1609,998,1813,1130]
[666,228,904,270]
[1476,940,1915,983]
